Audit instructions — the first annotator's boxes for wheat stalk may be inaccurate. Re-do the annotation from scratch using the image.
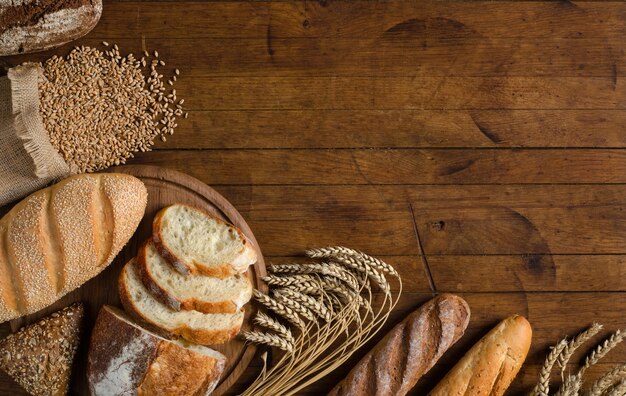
[244,331,294,353]
[253,312,295,344]
[586,364,626,396]
[558,324,604,379]
[532,339,569,396]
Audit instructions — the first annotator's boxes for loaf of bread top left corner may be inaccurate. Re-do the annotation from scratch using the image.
[0,173,147,323]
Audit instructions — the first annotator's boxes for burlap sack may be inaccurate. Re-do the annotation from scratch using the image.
[0,64,70,207]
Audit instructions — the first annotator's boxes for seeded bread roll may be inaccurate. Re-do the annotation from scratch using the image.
[88,305,227,396]
[0,0,102,55]
[328,294,470,396]
[0,173,147,323]
[428,315,532,396]
[0,303,83,396]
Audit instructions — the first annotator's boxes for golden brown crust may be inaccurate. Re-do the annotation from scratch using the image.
[428,315,532,396]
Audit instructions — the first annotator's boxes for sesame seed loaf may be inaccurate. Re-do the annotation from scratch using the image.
[0,303,83,396]
[119,259,244,345]
[428,315,532,396]
[88,305,226,396]
[137,240,252,314]
[152,204,257,278]
[0,0,102,56]
[0,173,147,323]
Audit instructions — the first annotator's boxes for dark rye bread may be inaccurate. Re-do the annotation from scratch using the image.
[328,294,471,396]
[0,0,102,55]
[88,306,227,396]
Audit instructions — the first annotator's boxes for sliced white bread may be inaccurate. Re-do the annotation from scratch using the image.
[152,204,257,277]
[138,240,252,314]
[88,305,226,396]
[119,259,244,345]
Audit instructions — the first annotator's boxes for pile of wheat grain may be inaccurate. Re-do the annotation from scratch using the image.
[38,44,187,173]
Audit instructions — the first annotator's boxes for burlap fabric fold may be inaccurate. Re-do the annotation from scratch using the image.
[0,64,70,207]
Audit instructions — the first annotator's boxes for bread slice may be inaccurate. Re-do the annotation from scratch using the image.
[153,204,257,277]
[138,240,252,313]
[119,259,244,345]
[0,303,83,396]
[88,305,226,396]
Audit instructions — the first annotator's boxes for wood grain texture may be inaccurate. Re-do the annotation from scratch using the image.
[1,0,625,394]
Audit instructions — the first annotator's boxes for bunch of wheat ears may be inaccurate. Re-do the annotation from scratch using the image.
[531,323,626,396]
[241,246,402,396]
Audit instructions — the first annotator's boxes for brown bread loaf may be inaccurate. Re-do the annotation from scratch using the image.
[0,0,102,55]
[428,315,532,396]
[328,294,471,396]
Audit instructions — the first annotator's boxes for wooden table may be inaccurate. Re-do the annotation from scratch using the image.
[2,1,626,395]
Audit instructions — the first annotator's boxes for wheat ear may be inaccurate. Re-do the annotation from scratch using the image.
[586,363,626,396]
[559,323,604,379]
[607,380,626,396]
[532,339,569,396]
[272,290,316,322]
[580,330,625,377]
[329,254,390,293]
[556,374,582,396]
[263,274,321,288]
[253,290,306,329]
[253,312,295,344]
[244,331,294,353]
[274,289,332,322]
[306,246,398,277]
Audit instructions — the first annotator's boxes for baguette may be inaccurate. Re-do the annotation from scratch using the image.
[88,305,226,396]
[428,315,532,396]
[328,294,470,396]
[152,204,257,277]
[119,259,244,345]
[137,240,252,313]
[0,173,147,323]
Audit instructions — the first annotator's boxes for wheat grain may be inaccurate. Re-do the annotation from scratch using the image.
[532,339,568,396]
[269,263,360,291]
[559,323,603,378]
[274,289,332,322]
[253,313,295,344]
[581,330,625,376]
[607,380,626,396]
[273,291,316,322]
[332,254,390,293]
[263,274,321,288]
[244,331,294,353]
[587,363,626,396]
[253,290,305,329]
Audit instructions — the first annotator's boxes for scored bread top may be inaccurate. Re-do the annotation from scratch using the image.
[152,204,257,278]
[138,240,252,313]
[0,173,147,323]
[428,315,532,396]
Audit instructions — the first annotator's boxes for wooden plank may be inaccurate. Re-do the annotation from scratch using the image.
[429,255,626,292]
[152,110,626,149]
[162,76,624,110]
[88,2,626,40]
[202,184,626,256]
[133,149,626,185]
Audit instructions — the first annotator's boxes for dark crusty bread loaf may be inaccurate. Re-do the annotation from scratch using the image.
[328,294,471,396]
[0,303,83,396]
[428,315,532,396]
[88,305,227,396]
[0,173,147,323]
[0,0,102,56]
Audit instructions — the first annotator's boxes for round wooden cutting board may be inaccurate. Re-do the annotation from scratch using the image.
[0,165,266,395]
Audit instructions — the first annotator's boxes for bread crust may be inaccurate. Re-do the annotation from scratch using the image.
[0,173,146,323]
[152,204,256,278]
[136,240,249,314]
[88,306,226,396]
[119,260,242,345]
[329,294,471,396]
[428,315,532,396]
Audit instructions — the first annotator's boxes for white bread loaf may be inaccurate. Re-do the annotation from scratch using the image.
[0,173,147,323]
[119,259,244,345]
[88,305,226,396]
[428,315,532,396]
[137,240,252,313]
[153,204,257,278]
